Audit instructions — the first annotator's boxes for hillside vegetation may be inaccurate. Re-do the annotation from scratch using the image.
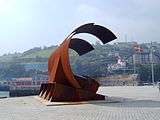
[0,42,160,83]
[0,46,57,63]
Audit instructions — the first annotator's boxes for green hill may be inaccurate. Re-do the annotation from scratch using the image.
[21,46,57,58]
[0,46,57,63]
[0,42,160,83]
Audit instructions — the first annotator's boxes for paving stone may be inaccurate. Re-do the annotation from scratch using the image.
[0,86,160,120]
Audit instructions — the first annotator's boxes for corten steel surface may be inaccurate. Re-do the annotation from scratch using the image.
[39,23,117,102]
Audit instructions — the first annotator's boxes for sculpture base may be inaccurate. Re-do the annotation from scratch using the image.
[39,83,105,102]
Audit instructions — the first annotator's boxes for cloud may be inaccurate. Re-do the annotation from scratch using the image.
[77,4,101,16]
[88,0,160,43]
[76,4,105,23]
[0,0,160,55]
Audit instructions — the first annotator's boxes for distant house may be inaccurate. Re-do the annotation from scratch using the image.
[133,52,160,64]
[0,80,10,91]
[108,56,126,71]
[9,77,47,90]
[20,62,48,71]
[98,74,139,86]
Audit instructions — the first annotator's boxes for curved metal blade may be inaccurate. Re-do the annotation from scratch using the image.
[69,38,94,56]
[72,23,117,44]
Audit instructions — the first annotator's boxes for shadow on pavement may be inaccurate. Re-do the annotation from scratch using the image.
[93,99,160,108]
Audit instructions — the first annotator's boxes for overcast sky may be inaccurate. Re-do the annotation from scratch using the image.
[0,0,159,55]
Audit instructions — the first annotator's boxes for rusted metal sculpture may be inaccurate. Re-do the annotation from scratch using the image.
[39,23,117,102]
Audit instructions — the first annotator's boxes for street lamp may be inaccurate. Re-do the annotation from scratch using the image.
[150,42,155,86]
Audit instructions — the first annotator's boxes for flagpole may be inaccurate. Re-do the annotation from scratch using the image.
[150,41,155,86]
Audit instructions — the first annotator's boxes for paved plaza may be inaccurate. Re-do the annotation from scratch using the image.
[0,86,160,120]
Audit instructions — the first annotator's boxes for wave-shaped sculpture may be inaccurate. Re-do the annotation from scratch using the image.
[39,23,117,102]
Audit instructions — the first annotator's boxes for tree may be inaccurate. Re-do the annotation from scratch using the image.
[154,64,160,82]
[137,64,160,83]
[137,64,151,83]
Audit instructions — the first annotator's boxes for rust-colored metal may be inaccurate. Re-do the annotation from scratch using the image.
[39,23,117,102]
